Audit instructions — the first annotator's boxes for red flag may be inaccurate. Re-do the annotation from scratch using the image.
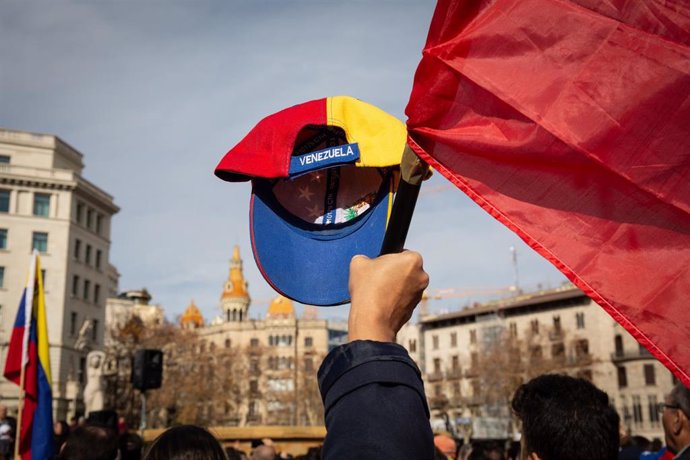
[406,0,690,385]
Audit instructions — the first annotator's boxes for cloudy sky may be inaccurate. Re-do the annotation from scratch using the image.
[1,1,566,322]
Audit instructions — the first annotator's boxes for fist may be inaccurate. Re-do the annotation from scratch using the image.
[348,251,429,343]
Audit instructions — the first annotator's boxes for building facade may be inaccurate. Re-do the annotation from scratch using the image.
[0,128,119,419]
[174,246,347,426]
[400,284,675,440]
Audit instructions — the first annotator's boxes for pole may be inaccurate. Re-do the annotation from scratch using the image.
[139,391,147,436]
[13,362,26,460]
[380,144,429,255]
[293,318,299,426]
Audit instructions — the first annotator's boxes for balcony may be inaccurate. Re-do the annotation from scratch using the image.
[464,367,479,378]
[611,349,653,363]
[446,369,463,380]
[548,329,564,341]
[427,371,444,382]
[429,395,449,410]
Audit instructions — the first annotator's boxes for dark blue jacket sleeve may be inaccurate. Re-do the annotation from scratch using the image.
[318,340,434,460]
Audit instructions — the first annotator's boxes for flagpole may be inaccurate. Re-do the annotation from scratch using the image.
[14,363,26,460]
[380,144,429,255]
[13,251,37,460]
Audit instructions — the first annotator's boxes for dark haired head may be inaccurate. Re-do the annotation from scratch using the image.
[143,425,227,460]
[58,425,118,460]
[511,374,619,460]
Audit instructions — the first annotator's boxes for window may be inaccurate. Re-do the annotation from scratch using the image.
[434,385,443,397]
[632,395,643,424]
[453,382,461,398]
[72,275,79,296]
[450,332,457,347]
[644,364,656,386]
[576,312,585,329]
[250,338,259,347]
[33,193,50,217]
[94,284,100,304]
[409,339,417,353]
[0,190,9,213]
[0,266,4,288]
[304,336,313,347]
[531,320,539,334]
[0,155,9,164]
[250,358,260,373]
[614,335,624,357]
[0,229,7,249]
[78,357,86,384]
[92,319,98,341]
[305,358,313,372]
[32,232,48,253]
[575,339,589,358]
[432,335,439,350]
[530,345,543,361]
[648,395,660,423]
[553,315,562,332]
[76,202,84,223]
[617,366,628,388]
[96,250,102,269]
[74,239,81,260]
[471,352,479,368]
[551,343,565,361]
[83,279,90,301]
[96,214,103,234]
[470,329,477,344]
[433,358,442,373]
[509,322,518,338]
[70,312,78,336]
[451,355,459,371]
[85,245,92,265]
[224,338,231,348]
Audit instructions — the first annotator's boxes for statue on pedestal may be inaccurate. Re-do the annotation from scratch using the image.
[84,351,106,416]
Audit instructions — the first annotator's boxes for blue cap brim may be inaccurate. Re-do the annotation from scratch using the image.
[250,179,391,306]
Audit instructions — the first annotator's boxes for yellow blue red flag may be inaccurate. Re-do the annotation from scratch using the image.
[3,250,54,460]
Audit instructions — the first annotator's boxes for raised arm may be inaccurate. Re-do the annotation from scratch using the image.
[318,251,434,460]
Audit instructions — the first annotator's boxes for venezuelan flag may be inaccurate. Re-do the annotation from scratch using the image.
[3,251,54,460]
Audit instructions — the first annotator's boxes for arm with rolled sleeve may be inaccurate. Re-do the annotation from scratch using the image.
[318,340,434,460]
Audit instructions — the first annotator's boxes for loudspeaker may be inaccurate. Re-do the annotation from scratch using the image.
[132,349,163,391]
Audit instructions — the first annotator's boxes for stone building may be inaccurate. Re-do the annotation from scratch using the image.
[176,245,347,426]
[400,284,675,440]
[105,288,165,344]
[0,128,119,419]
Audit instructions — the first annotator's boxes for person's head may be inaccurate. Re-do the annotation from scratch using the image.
[511,374,619,460]
[434,434,457,459]
[251,444,276,460]
[468,442,504,460]
[58,425,118,460]
[144,425,227,460]
[54,420,70,436]
[0,404,7,419]
[661,383,690,454]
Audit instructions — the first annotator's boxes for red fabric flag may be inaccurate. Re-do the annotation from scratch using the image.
[406,0,690,385]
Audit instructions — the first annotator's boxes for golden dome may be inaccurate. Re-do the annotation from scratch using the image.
[267,295,294,318]
[222,245,249,300]
[180,300,204,328]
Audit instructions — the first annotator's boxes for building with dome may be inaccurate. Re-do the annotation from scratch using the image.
[176,245,347,426]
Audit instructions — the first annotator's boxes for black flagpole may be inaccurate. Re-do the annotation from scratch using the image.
[380,144,429,255]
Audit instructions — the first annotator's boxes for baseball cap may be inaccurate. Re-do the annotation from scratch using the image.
[215,96,406,306]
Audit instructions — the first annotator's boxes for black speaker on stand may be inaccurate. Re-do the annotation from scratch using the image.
[132,349,163,391]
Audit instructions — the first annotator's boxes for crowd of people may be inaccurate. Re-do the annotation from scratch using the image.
[1,251,690,460]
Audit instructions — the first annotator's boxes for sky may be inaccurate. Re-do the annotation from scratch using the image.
[0,1,567,323]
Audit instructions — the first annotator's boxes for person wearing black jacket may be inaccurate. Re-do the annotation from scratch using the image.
[318,251,434,460]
